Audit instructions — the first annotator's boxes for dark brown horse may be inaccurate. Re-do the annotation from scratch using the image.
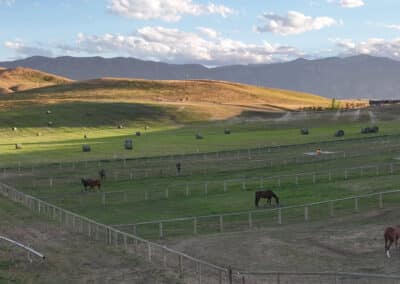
[81,178,101,192]
[255,190,279,208]
[384,226,400,258]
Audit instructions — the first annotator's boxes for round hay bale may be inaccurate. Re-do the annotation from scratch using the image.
[125,139,133,150]
[371,126,379,133]
[334,130,345,137]
[84,134,88,139]
[36,132,41,137]
[117,125,124,129]
[195,133,204,140]
[82,144,91,152]
[300,128,309,135]
[12,127,17,132]
[136,131,141,136]
[144,125,149,131]
[46,110,52,115]
[47,121,53,127]
[15,143,22,150]
[224,129,231,135]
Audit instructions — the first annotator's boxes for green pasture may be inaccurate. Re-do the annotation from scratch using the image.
[0,102,399,166]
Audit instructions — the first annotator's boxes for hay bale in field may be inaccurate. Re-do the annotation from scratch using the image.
[15,144,22,150]
[12,127,17,132]
[36,132,41,137]
[82,144,91,152]
[144,125,149,131]
[195,133,204,140]
[135,131,141,136]
[334,130,345,137]
[117,124,124,129]
[47,121,53,127]
[224,129,231,135]
[300,128,309,135]
[46,110,52,115]
[361,126,379,134]
[84,134,87,139]
[371,126,379,133]
[125,139,133,150]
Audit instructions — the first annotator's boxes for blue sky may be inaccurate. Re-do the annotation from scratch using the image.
[1,0,400,65]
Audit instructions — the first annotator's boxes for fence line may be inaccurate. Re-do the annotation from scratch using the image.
[3,134,400,183]
[112,189,400,239]
[234,270,400,284]
[32,161,400,206]
[1,182,400,283]
[0,181,232,284]
[0,235,45,259]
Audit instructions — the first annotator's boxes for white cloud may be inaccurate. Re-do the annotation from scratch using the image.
[328,0,365,8]
[381,24,400,31]
[107,0,234,22]
[255,11,337,36]
[4,40,53,57]
[68,27,300,65]
[0,0,15,5]
[333,38,400,59]
[339,0,364,8]
[196,27,218,38]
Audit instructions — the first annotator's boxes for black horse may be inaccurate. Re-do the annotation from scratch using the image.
[255,190,280,208]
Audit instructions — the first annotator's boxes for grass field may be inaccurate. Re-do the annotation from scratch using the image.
[1,76,400,281]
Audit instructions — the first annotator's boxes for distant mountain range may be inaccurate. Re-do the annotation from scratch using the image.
[1,55,400,99]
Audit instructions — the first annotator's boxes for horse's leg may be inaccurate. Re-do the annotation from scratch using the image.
[386,239,393,258]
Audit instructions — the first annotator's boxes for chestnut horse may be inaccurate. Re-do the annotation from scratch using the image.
[255,190,280,208]
[384,226,400,258]
[81,178,101,192]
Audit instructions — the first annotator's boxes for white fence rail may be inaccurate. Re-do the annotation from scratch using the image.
[112,190,400,239]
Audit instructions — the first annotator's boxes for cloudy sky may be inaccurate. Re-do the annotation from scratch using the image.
[1,0,400,65]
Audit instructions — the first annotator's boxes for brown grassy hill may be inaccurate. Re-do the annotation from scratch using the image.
[0,67,72,95]
[8,77,350,118]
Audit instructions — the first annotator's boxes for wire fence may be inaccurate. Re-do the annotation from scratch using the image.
[112,190,400,239]
[1,182,400,283]
[3,134,400,185]
[29,162,400,207]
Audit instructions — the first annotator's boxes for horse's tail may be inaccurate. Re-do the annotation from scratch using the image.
[255,192,259,207]
[272,192,280,206]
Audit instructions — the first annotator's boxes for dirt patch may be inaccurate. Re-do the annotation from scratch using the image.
[164,209,400,275]
[0,196,178,284]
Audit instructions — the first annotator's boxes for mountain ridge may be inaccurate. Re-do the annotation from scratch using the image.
[1,55,399,99]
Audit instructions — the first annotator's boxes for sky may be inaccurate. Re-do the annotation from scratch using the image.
[1,0,400,65]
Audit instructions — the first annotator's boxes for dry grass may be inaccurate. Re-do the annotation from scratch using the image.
[0,67,71,95]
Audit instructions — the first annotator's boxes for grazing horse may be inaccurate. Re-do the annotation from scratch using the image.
[255,190,280,208]
[384,226,400,258]
[81,178,101,192]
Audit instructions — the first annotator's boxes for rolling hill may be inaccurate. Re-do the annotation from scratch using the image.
[0,77,344,121]
[0,67,71,95]
[1,55,400,99]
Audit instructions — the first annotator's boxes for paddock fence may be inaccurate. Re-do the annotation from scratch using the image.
[1,182,400,283]
[112,190,400,239]
[29,162,400,207]
[233,271,400,284]
[2,134,400,184]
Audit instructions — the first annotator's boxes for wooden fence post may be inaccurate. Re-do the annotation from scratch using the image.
[223,181,227,192]
[379,193,383,209]
[304,206,309,221]
[344,169,348,180]
[330,201,334,217]
[186,184,190,197]
[159,222,164,238]
[328,170,332,182]
[295,175,298,185]
[390,164,394,175]
[219,215,224,233]
[147,242,152,262]
[248,212,252,229]
[193,217,198,235]
[312,173,316,184]
[242,180,246,190]
[354,198,359,212]
[102,192,106,206]
[178,255,183,279]
[165,188,169,199]
[204,183,208,197]
[278,208,282,225]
